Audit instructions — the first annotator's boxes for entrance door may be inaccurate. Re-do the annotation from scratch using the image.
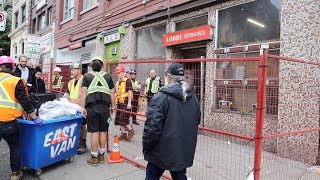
[181,47,206,126]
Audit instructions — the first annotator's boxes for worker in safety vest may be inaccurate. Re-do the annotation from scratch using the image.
[144,69,163,104]
[0,56,42,180]
[114,66,134,140]
[81,57,115,166]
[64,63,88,155]
[52,67,64,94]
[127,69,141,125]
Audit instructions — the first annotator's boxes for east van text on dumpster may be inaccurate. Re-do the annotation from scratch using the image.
[43,123,77,158]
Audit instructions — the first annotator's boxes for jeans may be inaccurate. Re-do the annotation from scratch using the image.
[145,162,187,180]
[0,120,21,172]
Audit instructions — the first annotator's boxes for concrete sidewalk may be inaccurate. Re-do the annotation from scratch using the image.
[0,137,146,180]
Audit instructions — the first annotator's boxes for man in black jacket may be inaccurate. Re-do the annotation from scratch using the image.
[143,63,201,180]
[13,55,34,87]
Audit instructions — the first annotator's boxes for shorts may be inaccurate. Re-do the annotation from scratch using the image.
[86,103,110,132]
[82,118,87,125]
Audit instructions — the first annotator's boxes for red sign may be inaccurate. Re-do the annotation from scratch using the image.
[162,25,212,46]
[0,13,4,22]
[68,41,84,50]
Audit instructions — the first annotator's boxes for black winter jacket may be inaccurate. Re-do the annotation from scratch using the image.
[29,78,46,94]
[13,66,34,84]
[143,82,201,171]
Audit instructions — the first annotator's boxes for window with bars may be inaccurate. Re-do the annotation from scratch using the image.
[63,0,74,21]
[214,50,279,115]
[83,0,99,11]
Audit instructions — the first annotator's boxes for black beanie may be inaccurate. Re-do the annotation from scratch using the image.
[34,66,42,73]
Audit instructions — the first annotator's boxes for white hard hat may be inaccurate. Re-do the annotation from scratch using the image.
[53,67,61,72]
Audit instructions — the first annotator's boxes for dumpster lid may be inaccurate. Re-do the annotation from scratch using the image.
[18,115,83,125]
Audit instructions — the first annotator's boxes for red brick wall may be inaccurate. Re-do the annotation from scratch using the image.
[55,0,191,49]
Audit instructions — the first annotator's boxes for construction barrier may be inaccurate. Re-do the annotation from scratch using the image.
[38,49,320,180]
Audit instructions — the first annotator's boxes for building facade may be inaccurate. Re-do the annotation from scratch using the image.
[54,0,320,164]
[8,0,29,62]
[0,0,13,12]
[54,0,191,68]
[28,0,55,70]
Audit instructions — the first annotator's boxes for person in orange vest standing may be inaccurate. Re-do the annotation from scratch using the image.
[64,63,88,154]
[114,66,134,140]
[0,56,42,180]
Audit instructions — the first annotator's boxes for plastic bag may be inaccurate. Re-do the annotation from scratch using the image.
[38,98,81,120]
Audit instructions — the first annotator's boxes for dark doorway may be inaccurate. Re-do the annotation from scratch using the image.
[181,47,206,126]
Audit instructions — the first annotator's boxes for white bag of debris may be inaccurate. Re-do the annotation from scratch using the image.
[38,98,81,120]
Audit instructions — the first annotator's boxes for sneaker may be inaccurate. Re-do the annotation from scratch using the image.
[119,133,127,140]
[126,129,135,140]
[87,156,99,167]
[10,171,23,180]
[132,120,140,125]
[98,153,105,164]
[77,140,88,155]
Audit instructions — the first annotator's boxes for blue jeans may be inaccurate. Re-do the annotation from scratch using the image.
[0,120,21,172]
[145,162,187,180]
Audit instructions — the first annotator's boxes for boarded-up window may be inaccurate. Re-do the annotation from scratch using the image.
[136,24,166,59]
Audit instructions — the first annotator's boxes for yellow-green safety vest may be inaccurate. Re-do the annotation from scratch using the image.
[87,71,110,95]
[52,75,63,89]
[131,80,139,89]
[68,76,83,102]
[146,77,160,94]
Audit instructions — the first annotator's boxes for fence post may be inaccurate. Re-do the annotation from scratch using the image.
[254,49,268,180]
[50,59,53,92]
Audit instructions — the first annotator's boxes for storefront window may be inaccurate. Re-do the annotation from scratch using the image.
[175,15,208,31]
[136,24,166,59]
[217,0,281,48]
[214,50,279,115]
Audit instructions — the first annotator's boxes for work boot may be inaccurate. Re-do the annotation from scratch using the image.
[126,129,135,140]
[98,153,105,164]
[132,120,140,125]
[119,132,127,140]
[10,171,23,180]
[87,155,99,167]
[77,139,88,155]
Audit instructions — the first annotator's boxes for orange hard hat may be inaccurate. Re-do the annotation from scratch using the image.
[114,66,125,73]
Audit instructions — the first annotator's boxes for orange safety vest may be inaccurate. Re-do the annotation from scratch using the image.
[67,76,83,105]
[0,73,24,122]
[115,77,129,104]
